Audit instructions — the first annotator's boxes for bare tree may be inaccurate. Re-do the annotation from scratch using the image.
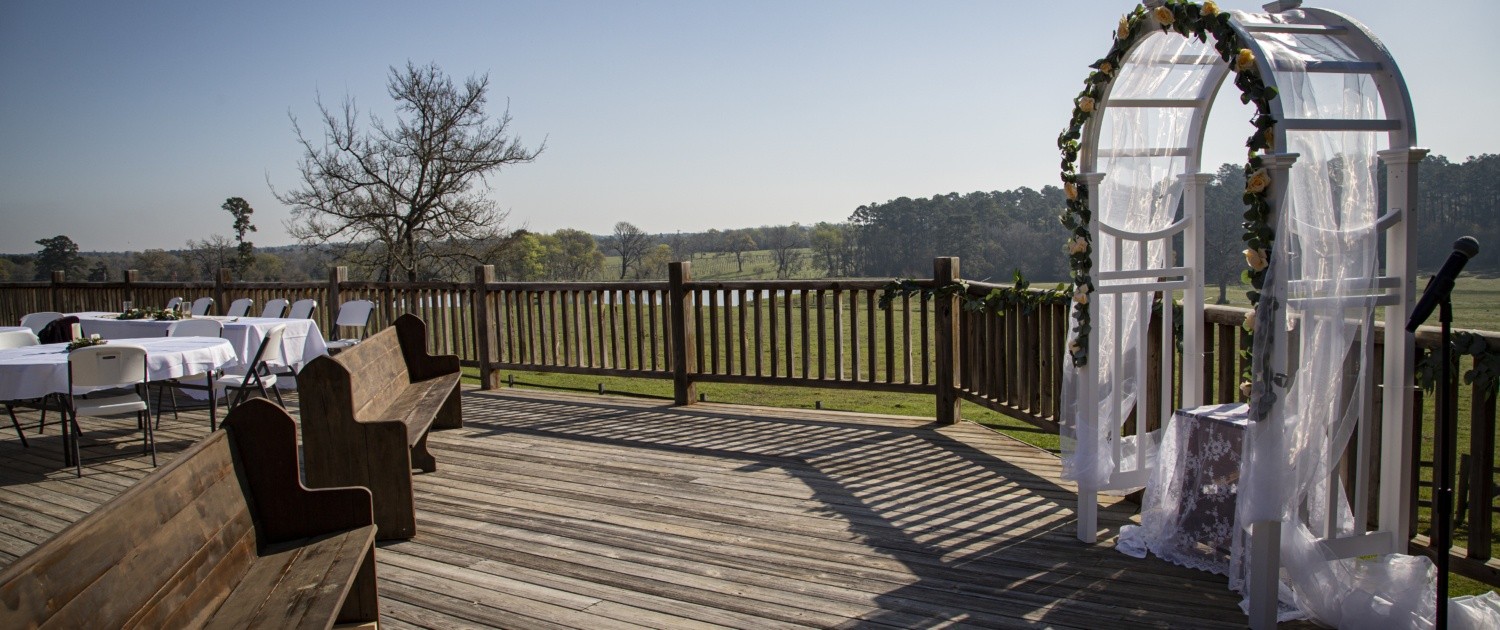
[762,224,806,279]
[723,231,756,272]
[605,221,651,279]
[276,61,542,281]
[184,235,236,280]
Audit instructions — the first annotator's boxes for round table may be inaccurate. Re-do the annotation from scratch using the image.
[0,337,239,401]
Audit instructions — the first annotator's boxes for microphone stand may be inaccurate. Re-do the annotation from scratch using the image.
[1434,296,1454,630]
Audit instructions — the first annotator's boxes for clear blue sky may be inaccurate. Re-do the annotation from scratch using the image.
[2,1,1494,254]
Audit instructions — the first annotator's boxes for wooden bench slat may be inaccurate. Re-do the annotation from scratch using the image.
[204,525,377,630]
[1,432,246,625]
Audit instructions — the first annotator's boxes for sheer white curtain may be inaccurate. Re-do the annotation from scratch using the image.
[1061,32,1214,491]
[1228,10,1435,627]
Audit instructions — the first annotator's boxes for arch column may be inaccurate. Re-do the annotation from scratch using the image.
[1179,172,1215,408]
[1075,171,1106,544]
[1376,147,1429,544]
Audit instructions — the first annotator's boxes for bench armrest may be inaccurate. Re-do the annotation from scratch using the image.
[223,399,375,543]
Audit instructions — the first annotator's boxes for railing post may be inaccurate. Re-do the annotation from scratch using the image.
[669,261,697,406]
[474,265,497,390]
[214,267,232,316]
[328,266,347,340]
[49,271,65,312]
[934,257,961,425]
[122,269,138,308]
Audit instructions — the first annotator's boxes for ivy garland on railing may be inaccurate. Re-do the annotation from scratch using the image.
[878,270,1070,315]
[1058,0,1281,368]
[1416,332,1500,395]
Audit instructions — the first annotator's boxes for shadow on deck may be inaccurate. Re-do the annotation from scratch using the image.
[0,388,1280,628]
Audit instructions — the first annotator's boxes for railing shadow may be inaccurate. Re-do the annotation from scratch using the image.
[455,390,1251,628]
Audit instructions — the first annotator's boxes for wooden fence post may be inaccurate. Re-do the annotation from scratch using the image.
[934,257,962,425]
[669,261,697,406]
[122,269,138,308]
[214,267,232,316]
[49,271,65,312]
[474,265,497,390]
[328,266,348,339]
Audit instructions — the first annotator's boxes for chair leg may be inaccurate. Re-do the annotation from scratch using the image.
[271,385,285,407]
[69,408,82,478]
[6,404,28,448]
[142,410,156,467]
[37,394,49,435]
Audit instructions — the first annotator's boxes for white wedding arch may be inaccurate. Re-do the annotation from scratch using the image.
[1057,1,1429,626]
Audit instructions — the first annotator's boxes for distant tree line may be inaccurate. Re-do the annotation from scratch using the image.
[5,153,1496,285]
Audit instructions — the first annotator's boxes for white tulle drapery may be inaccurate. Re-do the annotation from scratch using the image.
[1060,32,1217,491]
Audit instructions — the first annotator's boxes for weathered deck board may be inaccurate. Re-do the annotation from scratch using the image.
[0,387,1305,628]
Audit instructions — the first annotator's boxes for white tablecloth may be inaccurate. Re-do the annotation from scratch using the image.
[1,326,29,335]
[0,337,239,401]
[72,313,328,372]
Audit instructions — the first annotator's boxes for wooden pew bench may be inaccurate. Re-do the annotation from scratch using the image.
[299,314,463,540]
[0,399,379,628]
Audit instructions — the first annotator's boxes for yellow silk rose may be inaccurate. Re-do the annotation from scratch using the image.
[1244,248,1268,271]
[1065,181,1078,200]
[1079,96,1095,113]
[1153,6,1174,26]
[1100,61,1114,76]
[1240,381,1253,399]
[1202,1,1219,17]
[1236,48,1257,73]
[1073,286,1090,305]
[1117,16,1131,40]
[1246,168,1271,194]
[1243,310,1256,331]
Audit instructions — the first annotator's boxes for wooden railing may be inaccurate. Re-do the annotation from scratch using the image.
[2,257,1495,587]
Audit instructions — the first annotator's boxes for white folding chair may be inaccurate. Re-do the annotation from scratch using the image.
[189,297,215,316]
[218,324,287,408]
[324,300,375,351]
[66,344,153,477]
[165,297,184,311]
[20,312,63,334]
[261,298,290,319]
[225,298,254,318]
[0,329,39,349]
[287,298,317,320]
[1,330,40,446]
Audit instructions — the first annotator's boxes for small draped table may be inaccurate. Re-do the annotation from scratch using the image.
[1120,402,1249,575]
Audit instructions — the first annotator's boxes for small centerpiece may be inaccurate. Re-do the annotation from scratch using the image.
[116,307,154,320]
[67,334,108,351]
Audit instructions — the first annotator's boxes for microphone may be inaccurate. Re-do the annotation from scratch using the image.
[1407,236,1479,332]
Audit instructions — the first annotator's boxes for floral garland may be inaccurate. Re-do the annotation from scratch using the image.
[878,271,1070,316]
[1058,0,1280,367]
[1416,332,1500,395]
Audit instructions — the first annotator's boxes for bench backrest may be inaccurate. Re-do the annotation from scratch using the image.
[303,323,411,423]
[0,429,259,627]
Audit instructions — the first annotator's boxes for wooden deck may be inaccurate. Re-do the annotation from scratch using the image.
[0,388,1279,628]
